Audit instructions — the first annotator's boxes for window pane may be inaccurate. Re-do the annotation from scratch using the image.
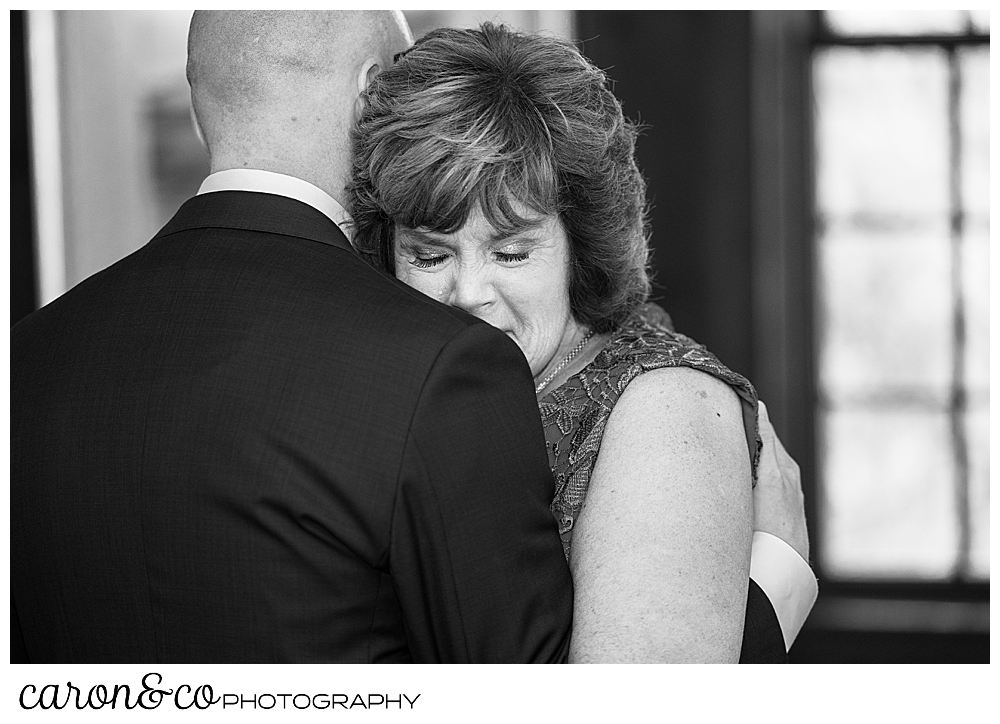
[962,230,989,397]
[825,10,968,36]
[818,231,951,404]
[814,47,949,222]
[966,407,989,579]
[820,409,958,579]
[960,46,989,221]
[968,10,990,33]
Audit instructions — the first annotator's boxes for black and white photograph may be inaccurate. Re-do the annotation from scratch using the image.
[7,6,990,709]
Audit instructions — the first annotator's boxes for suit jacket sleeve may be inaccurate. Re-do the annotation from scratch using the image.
[739,579,788,663]
[389,322,574,663]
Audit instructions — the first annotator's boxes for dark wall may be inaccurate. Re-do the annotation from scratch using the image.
[11,10,38,326]
[576,10,753,377]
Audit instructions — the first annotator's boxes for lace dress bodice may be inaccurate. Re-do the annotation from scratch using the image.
[539,303,761,559]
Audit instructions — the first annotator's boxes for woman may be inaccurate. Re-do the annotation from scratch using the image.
[350,23,757,662]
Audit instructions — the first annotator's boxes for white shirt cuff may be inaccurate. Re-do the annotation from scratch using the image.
[749,531,818,651]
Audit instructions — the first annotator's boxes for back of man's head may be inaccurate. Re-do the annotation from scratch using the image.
[187,10,411,202]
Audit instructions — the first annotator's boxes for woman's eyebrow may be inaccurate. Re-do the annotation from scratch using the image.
[398,228,451,246]
[488,221,547,244]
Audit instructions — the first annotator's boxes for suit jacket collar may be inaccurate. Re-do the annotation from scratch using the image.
[154,190,355,254]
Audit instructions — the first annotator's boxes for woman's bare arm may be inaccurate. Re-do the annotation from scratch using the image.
[567,366,753,662]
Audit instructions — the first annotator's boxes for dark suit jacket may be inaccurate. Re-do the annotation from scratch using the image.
[740,579,788,663]
[11,191,574,663]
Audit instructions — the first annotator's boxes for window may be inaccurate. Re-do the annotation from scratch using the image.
[812,11,989,582]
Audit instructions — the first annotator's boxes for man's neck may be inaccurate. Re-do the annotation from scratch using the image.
[209,157,349,209]
[198,169,355,240]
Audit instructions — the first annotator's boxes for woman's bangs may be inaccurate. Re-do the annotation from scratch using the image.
[379,146,559,235]
[373,145,478,233]
[474,154,559,234]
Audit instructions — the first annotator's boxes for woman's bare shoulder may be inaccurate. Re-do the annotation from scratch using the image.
[609,366,747,455]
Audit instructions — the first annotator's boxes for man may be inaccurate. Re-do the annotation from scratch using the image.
[11,10,573,663]
[11,10,814,663]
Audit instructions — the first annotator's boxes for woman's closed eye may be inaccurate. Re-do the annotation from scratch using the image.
[495,249,529,264]
[408,252,449,269]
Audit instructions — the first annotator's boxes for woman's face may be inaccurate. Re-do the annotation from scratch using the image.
[393,209,584,379]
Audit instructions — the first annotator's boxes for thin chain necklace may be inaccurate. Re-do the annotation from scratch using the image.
[535,329,594,395]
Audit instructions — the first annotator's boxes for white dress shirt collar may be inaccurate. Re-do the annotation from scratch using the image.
[197,169,354,241]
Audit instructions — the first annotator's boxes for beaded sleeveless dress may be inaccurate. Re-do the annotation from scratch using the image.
[539,302,761,559]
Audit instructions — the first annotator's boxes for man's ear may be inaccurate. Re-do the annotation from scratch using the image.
[190,106,207,152]
[358,58,381,93]
[353,58,381,123]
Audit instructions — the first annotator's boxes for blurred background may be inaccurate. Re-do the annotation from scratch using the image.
[9,10,989,663]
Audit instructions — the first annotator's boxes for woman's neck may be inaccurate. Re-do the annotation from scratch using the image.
[534,329,612,399]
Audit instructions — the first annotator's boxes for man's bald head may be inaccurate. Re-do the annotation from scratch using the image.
[187,10,411,202]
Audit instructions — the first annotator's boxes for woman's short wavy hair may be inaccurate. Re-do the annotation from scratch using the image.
[349,22,651,333]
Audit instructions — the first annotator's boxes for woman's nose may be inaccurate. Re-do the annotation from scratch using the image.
[447,265,494,315]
